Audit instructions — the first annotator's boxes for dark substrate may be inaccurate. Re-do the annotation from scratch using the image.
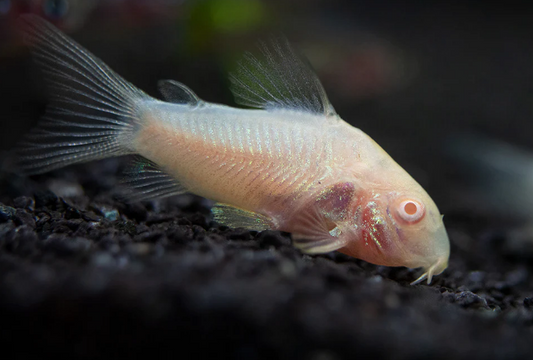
[0,157,532,360]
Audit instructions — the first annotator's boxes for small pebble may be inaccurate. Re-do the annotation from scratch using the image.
[14,209,36,228]
[13,196,35,211]
[0,204,16,222]
[104,210,119,221]
[34,190,59,208]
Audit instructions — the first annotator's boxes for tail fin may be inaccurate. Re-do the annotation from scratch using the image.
[15,15,148,175]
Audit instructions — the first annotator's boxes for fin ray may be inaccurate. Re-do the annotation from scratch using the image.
[229,36,337,117]
[15,15,148,175]
[289,197,349,254]
[158,80,202,105]
[212,203,273,231]
[292,235,348,254]
[121,157,186,202]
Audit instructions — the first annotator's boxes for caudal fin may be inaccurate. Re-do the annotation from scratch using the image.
[15,15,149,175]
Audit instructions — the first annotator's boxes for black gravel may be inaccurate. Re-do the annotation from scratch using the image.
[0,157,532,360]
[2,2,533,359]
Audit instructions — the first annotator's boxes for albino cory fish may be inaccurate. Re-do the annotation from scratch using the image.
[16,16,449,284]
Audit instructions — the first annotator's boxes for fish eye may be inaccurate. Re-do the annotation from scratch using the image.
[396,199,425,223]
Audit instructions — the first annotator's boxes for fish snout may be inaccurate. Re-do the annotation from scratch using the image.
[410,225,450,285]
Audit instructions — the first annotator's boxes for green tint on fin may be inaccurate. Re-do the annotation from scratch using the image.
[229,37,337,117]
[158,80,202,105]
[292,234,348,254]
[212,203,273,231]
[121,157,186,202]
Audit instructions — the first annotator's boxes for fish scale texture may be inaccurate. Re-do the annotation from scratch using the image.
[0,158,532,359]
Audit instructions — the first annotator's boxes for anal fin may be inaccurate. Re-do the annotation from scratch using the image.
[212,203,273,231]
[121,157,186,202]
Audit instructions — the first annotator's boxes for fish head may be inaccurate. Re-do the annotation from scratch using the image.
[336,183,449,284]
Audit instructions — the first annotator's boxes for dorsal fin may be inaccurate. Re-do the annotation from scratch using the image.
[229,37,337,117]
[158,80,201,105]
[121,157,187,202]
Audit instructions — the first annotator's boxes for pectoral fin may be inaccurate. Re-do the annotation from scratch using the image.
[292,233,348,254]
[212,203,273,231]
[290,183,355,254]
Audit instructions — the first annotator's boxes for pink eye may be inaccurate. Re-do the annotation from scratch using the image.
[397,199,425,223]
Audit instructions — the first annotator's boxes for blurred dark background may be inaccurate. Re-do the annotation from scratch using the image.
[3,3,533,358]
[2,0,533,217]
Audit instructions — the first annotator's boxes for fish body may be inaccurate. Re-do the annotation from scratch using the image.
[15,16,450,284]
[136,102,354,212]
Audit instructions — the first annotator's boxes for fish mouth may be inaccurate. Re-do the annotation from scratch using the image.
[409,220,450,285]
[410,256,449,285]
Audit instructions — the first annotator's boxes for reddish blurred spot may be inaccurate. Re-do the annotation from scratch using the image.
[309,39,411,101]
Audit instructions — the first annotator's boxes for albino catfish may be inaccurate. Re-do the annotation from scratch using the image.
[15,16,449,284]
